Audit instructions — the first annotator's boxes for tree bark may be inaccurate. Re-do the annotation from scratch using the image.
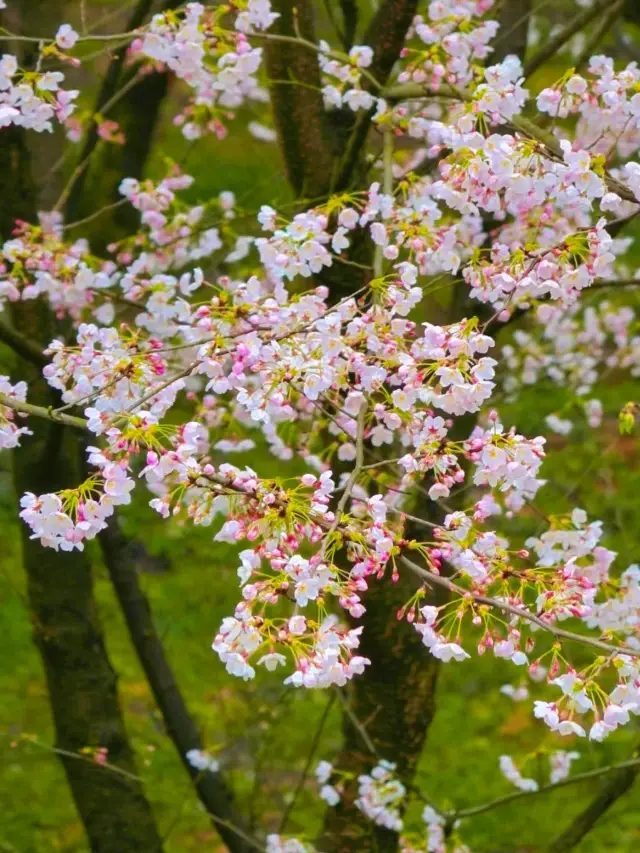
[265,0,336,199]
[318,574,441,852]
[266,6,439,849]
[12,428,165,853]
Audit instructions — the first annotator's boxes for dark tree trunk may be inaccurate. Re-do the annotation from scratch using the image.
[318,574,441,852]
[0,107,164,853]
[265,5,440,849]
[12,430,165,853]
[265,0,336,199]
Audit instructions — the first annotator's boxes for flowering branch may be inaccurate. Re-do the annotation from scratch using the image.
[383,80,637,203]
[400,556,640,659]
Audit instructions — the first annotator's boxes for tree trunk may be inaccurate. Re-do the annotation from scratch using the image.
[0,116,164,853]
[318,573,441,852]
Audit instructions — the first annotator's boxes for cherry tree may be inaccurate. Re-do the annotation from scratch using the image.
[1,1,639,852]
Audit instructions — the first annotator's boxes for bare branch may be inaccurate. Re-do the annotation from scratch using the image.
[547,747,640,852]
[0,317,47,367]
[524,0,622,79]
[490,0,532,65]
[278,692,336,833]
[451,756,640,821]
[99,520,256,853]
[574,0,625,73]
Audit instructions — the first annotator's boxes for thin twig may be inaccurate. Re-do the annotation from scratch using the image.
[321,403,366,556]
[334,688,378,756]
[373,127,394,278]
[450,757,640,820]
[278,693,336,833]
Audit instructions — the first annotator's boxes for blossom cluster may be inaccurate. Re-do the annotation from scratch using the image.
[0,376,31,449]
[400,2,499,90]
[0,52,78,133]
[136,2,273,140]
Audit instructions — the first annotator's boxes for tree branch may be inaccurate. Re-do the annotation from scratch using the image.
[333,0,418,190]
[264,0,336,199]
[523,0,622,79]
[490,0,532,65]
[451,757,640,821]
[338,0,358,49]
[277,692,336,833]
[547,746,640,852]
[64,0,156,222]
[0,317,47,367]
[98,520,255,853]
[574,0,625,73]
[0,392,87,429]
[382,81,638,203]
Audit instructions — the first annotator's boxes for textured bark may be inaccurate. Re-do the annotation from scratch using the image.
[99,521,254,853]
[333,0,418,190]
[265,0,336,198]
[362,0,418,87]
[0,8,164,834]
[318,573,441,853]
[13,430,165,853]
[266,6,440,848]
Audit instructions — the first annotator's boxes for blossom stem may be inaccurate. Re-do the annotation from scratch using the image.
[0,27,141,43]
[373,126,394,278]
[321,402,367,556]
